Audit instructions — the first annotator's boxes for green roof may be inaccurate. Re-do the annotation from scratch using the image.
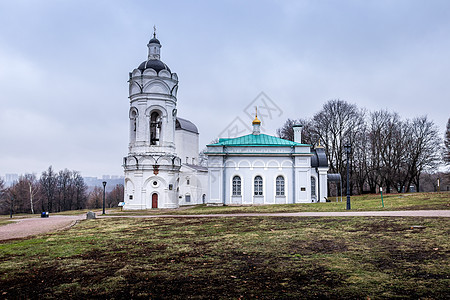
[208,133,310,147]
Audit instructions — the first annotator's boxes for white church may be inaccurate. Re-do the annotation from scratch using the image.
[123,33,329,209]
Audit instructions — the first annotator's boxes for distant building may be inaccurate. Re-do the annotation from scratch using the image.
[5,174,19,186]
[83,176,125,192]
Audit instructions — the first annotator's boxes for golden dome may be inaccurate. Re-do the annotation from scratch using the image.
[252,107,261,125]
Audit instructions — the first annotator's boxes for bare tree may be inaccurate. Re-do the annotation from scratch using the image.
[56,169,74,212]
[352,122,369,194]
[40,166,57,212]
[276,103,444,195]
[310,100,365,194]
[7,178,29,213]
[107,184,124,208]
[379,112,406,193]
[72,172,87,210]
[445,118,450,165]
[0,179,9,215]
[276,118,314,144]
[366,110,390,192]
[22,174,39,214]
[404,116,441,192]
[88,187,103,209]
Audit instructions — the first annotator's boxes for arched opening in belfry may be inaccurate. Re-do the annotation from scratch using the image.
[150,111,162,145]
[130,109,137,144]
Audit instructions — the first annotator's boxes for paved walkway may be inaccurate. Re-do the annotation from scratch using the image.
[1,210,449,242]
[0,215,84,242]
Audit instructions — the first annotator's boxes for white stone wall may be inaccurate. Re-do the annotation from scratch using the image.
[207,154,224,205]
[175,130,199,165]
[128,69,179,155]
[207,148,318,205]
[206,143,330,205]
[123,167,179,209]
[178,166,208,206]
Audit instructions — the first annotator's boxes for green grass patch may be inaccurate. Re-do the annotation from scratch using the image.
[1,192,448,218]
[51,209,92,216]
[0,220,15,227]
[0,216,448,298]
[105,191,450,216]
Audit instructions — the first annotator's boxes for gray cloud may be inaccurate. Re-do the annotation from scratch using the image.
[0,0,449,177]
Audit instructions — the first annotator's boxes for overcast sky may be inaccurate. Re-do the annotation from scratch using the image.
[0,0,449,178]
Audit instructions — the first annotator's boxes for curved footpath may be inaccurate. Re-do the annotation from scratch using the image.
[0,210,449,242]
[0,215,84,242]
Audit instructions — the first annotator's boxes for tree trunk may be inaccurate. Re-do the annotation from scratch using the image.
[386,181,391,194]
[29,183,34,214]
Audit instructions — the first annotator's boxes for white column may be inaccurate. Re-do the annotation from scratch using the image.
[318,167,329,202]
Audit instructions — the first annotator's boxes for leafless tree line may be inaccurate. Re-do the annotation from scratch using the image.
[0,166,124,215]
[277,100,445,194]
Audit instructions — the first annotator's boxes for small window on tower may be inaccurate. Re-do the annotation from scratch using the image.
[187,179,190,185]
[129,195,133,200]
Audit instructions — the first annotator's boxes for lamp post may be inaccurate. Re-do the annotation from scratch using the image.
[344,142,351,210]
[102,181,107,215]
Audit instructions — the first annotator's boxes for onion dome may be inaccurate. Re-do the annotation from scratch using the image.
[252,107,261,125]
[137,60,171,73]
[148,37,160,45]
[137,28,171,73]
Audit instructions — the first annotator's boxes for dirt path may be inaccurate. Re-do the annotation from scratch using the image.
[0,215,84,242]
[1,210,448,242]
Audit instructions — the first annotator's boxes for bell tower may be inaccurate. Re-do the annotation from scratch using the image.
[123,31,181,209]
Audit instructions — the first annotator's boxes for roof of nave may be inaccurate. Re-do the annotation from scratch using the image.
[209,133,310,147]
[176,117,199,134]
[182,164,208,172]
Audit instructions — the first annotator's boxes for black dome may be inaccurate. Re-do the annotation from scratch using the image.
[311,147,328,168]
[149,37,160,44]
[138,59,171,73]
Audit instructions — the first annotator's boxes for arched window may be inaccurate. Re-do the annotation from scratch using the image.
[254,176,263,196]
[276,176,285,196]
[130,109,138,144]
[311,176,317,202]
[150,111,161,145]
[232,176,241,196]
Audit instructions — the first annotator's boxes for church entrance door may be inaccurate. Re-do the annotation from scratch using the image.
[152,193,158,208]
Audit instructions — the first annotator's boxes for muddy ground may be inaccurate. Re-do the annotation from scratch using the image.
[0,217,449,299]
